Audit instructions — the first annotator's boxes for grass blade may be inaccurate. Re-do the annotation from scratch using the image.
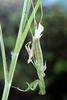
[0,25,8,83]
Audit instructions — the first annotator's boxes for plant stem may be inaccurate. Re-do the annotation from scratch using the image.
[2,83,10,100]
[0,25,8,83]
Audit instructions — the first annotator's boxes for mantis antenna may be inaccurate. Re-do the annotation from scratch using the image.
[40,0,43,23]
[31,0,44,29]
[31,0,37,30]
[26,0,44,37]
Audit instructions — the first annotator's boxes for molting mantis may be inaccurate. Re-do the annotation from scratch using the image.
[25,1,46,95]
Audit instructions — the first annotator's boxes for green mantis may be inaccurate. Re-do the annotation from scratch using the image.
[24,0,46,95]
[25,15,46,95]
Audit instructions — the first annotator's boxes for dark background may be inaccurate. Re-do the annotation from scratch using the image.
[0,0,67,100]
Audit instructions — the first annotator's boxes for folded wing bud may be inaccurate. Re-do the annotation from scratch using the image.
[35,23,44,39]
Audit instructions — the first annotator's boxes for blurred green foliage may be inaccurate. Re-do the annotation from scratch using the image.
[45,7,67,77]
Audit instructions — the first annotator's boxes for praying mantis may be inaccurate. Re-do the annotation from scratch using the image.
[25,1,46,95]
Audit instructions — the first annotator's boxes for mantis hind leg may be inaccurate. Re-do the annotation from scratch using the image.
[25,79,39,91]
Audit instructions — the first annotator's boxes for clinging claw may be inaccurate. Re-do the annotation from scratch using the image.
[43,61,47,72]
[25,41,33,63]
